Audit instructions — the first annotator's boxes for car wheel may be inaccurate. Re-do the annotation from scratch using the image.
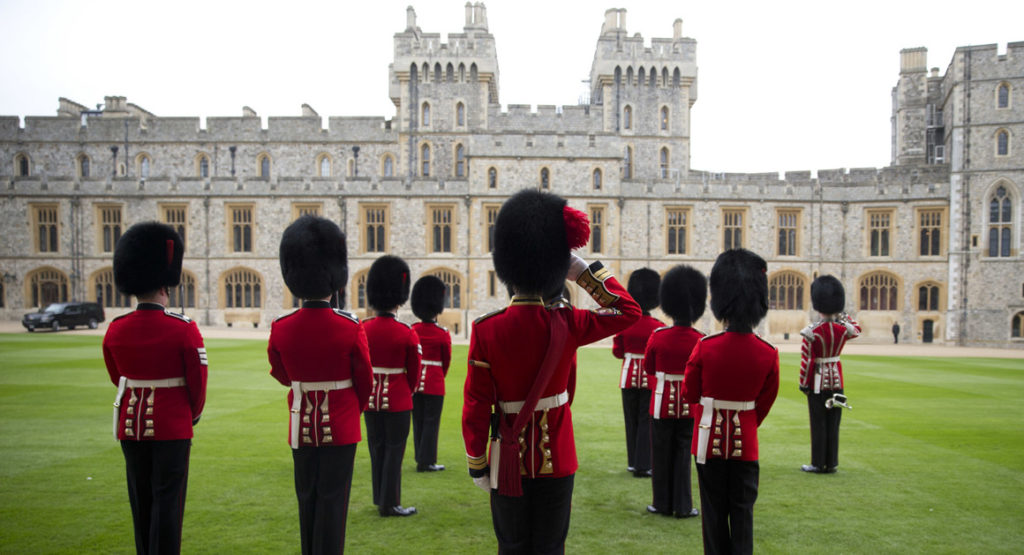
[27,326,35,332]
[88,318,98,329]
[51,320,60,332]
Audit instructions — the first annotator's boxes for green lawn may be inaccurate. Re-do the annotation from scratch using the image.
[1,333,1022,553]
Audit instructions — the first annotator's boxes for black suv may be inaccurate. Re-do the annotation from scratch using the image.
[22,302,106,332]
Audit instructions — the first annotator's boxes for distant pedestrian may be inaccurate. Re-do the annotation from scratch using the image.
[892,322,900,344]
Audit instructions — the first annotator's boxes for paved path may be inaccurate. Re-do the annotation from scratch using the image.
[4,320,1022,359]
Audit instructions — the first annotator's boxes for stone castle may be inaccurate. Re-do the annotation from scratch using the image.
[1,5,1022,347]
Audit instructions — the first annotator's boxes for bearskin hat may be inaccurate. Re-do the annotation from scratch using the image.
[367,255,411,311]
[811,275,845,315]
[627,268,661,313]
[660,265,707,326]
[113,221,184,296]
[709,249,768,329]
[411,275,446,321]
[493,189,589,296]
[279,215,348,300]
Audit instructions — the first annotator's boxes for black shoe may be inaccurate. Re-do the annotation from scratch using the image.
[417,464,446,472]
[801,464,824,473]
[633,469,652,478]
[646,505,670,516]
[675,508,699,519]
[379,505,418,517]
[824,466,837,474]
[627,466,636,473]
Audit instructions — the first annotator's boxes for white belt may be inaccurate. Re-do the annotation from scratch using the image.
[620,352,644,388]
[816,357,840,364]
[112,376,187,440]
[653,372,685,420]
[290,379,353,449]
[421,360,442,366]
[696,397,756,464]
[372,366,405,375]
[499,390,569,414]
[813,357,840,393]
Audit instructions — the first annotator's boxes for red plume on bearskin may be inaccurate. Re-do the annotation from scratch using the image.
[563,206,590,250]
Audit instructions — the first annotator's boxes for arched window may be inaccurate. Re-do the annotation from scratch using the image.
[382,154,395,177]
[997,83,1010,109]
[27,267,68,307]
[168,271,197,309]
[661,67,669,86]
[638,67,646,86]
[15,153,30,177]
[593,168,602,190]
[649,69,657,87]
[197,154,209,178]
[1013,311,1024,338]
[434,63,442,83]
[458,63,466,82]
[421,143,431,177]
[673,67,681,87]
[626,67,634,85]
[917,282,940,311]
[470,63,478,82]
[456,102,466,126]
[540,168,550,190]
[351,270,368,311]
[317,153,331,177]
[989,185,1013,257]
[258,154,271,179]
[623,146,633,179]
[769,272,806,310]
[223,268,262,308]
[446,63,454,82]
[421,102,431,127]
[92,268,131,308]
[623,105,632,130]
[661,106,670,131]
[77,154,90,178]
[427,268,462,309]
[660,147,670,178]
[488,167,497,189]
[996,129,1009,156]
[455,144,466,178]
[859,272,899,311]
[422,63,429,82]
[137,154,151,178]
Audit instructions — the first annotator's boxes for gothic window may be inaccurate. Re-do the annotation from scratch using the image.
[540,168,550,190]
[769,272,806,310]
[421,102,431,127]
[590,205,605,254]
[470,63,478,82]
[997,83,1010,109]
[227,204,254,253]
[626,67,634,85]
[95,204,123,254]
[421,143,431,177]
[422,63,429,82]
[223,268,262,308]
[484,204,500,253]
[15,153,30,177]
[487,167,497,188]
[381,154,394,177]
[649,69,657,87]
[167,271,197,309]
[996,129,1009,156]
[868,210,893,256]
[593,168,602,190]
[918,208,943,256]
[673,67,681,87]
[458,63,466,82]
[859,272,899,311]
[428,204,454,253]
[137,154,151,178]
[258,154,271,179]
[1013,312,1024,338]
[777,210,799,256]
[27,267,68,307]
[661,106,669,131]
[661,67,669,86]
[427,268,462,309]
[455,144,466,178]
[660,147,670,178]
[77,154,91,178]
[446,63,454,82]
[988,185,1013,257]
[666,208,689,255]
[161,204,188,250]
[93,268,131,308]
[623,146,633,179]
[623,105,632,130]
[317,153,331,177]
[723,209,745,250]
[456,102,466,126]
[362,204,388,253]
[917,283,940,311]
[352,270,368,310]
[434,63,442,83]
[31,204,59,253]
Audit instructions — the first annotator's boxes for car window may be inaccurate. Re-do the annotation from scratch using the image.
[44,304,63,314]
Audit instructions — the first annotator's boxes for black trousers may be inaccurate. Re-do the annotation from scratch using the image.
[411,393,444,468]
[364,410,410,507]
[807,389,843,469]
[696,459,759,555]
[651,418,695,515]
[292,444,357,555]
[120,439,191,555]
[490,474,574,555]
[621,388,652,471]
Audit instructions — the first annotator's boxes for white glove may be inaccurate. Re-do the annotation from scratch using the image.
[473,475,491,493]
[567,253,589,282]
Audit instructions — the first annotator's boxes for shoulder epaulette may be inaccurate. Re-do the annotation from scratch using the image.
[546,299,571,311]
[700,331,726,342]
[432,322,450,333]
[754,334,777,350]
[111,312,131,323]
[474,307,507,325]
[274,309,300,322]
[332,309,359,323]
[652,325,672,334]
[163,310,192,323]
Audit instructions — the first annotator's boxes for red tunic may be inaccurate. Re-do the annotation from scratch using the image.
[268,303,373,447]
[411,321,452,395]
[103,304,207,441]
[463,262,641,480]
[798,316,861,392]
[362,313,421,413]
[612,314,665,389]
[682,332,779,462]
[644,325,704,419]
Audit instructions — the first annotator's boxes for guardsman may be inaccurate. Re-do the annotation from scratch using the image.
[612,267,664,477]
[683,249,779,555]
[462,189,641,553]
[798,275,860,474]
[410,275,452,473]
[103,221,207,554]
[643,265,706,519]
[268,215,373,553]
[362,255,421,517]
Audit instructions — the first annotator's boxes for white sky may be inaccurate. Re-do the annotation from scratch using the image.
[1,0,1021,174]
